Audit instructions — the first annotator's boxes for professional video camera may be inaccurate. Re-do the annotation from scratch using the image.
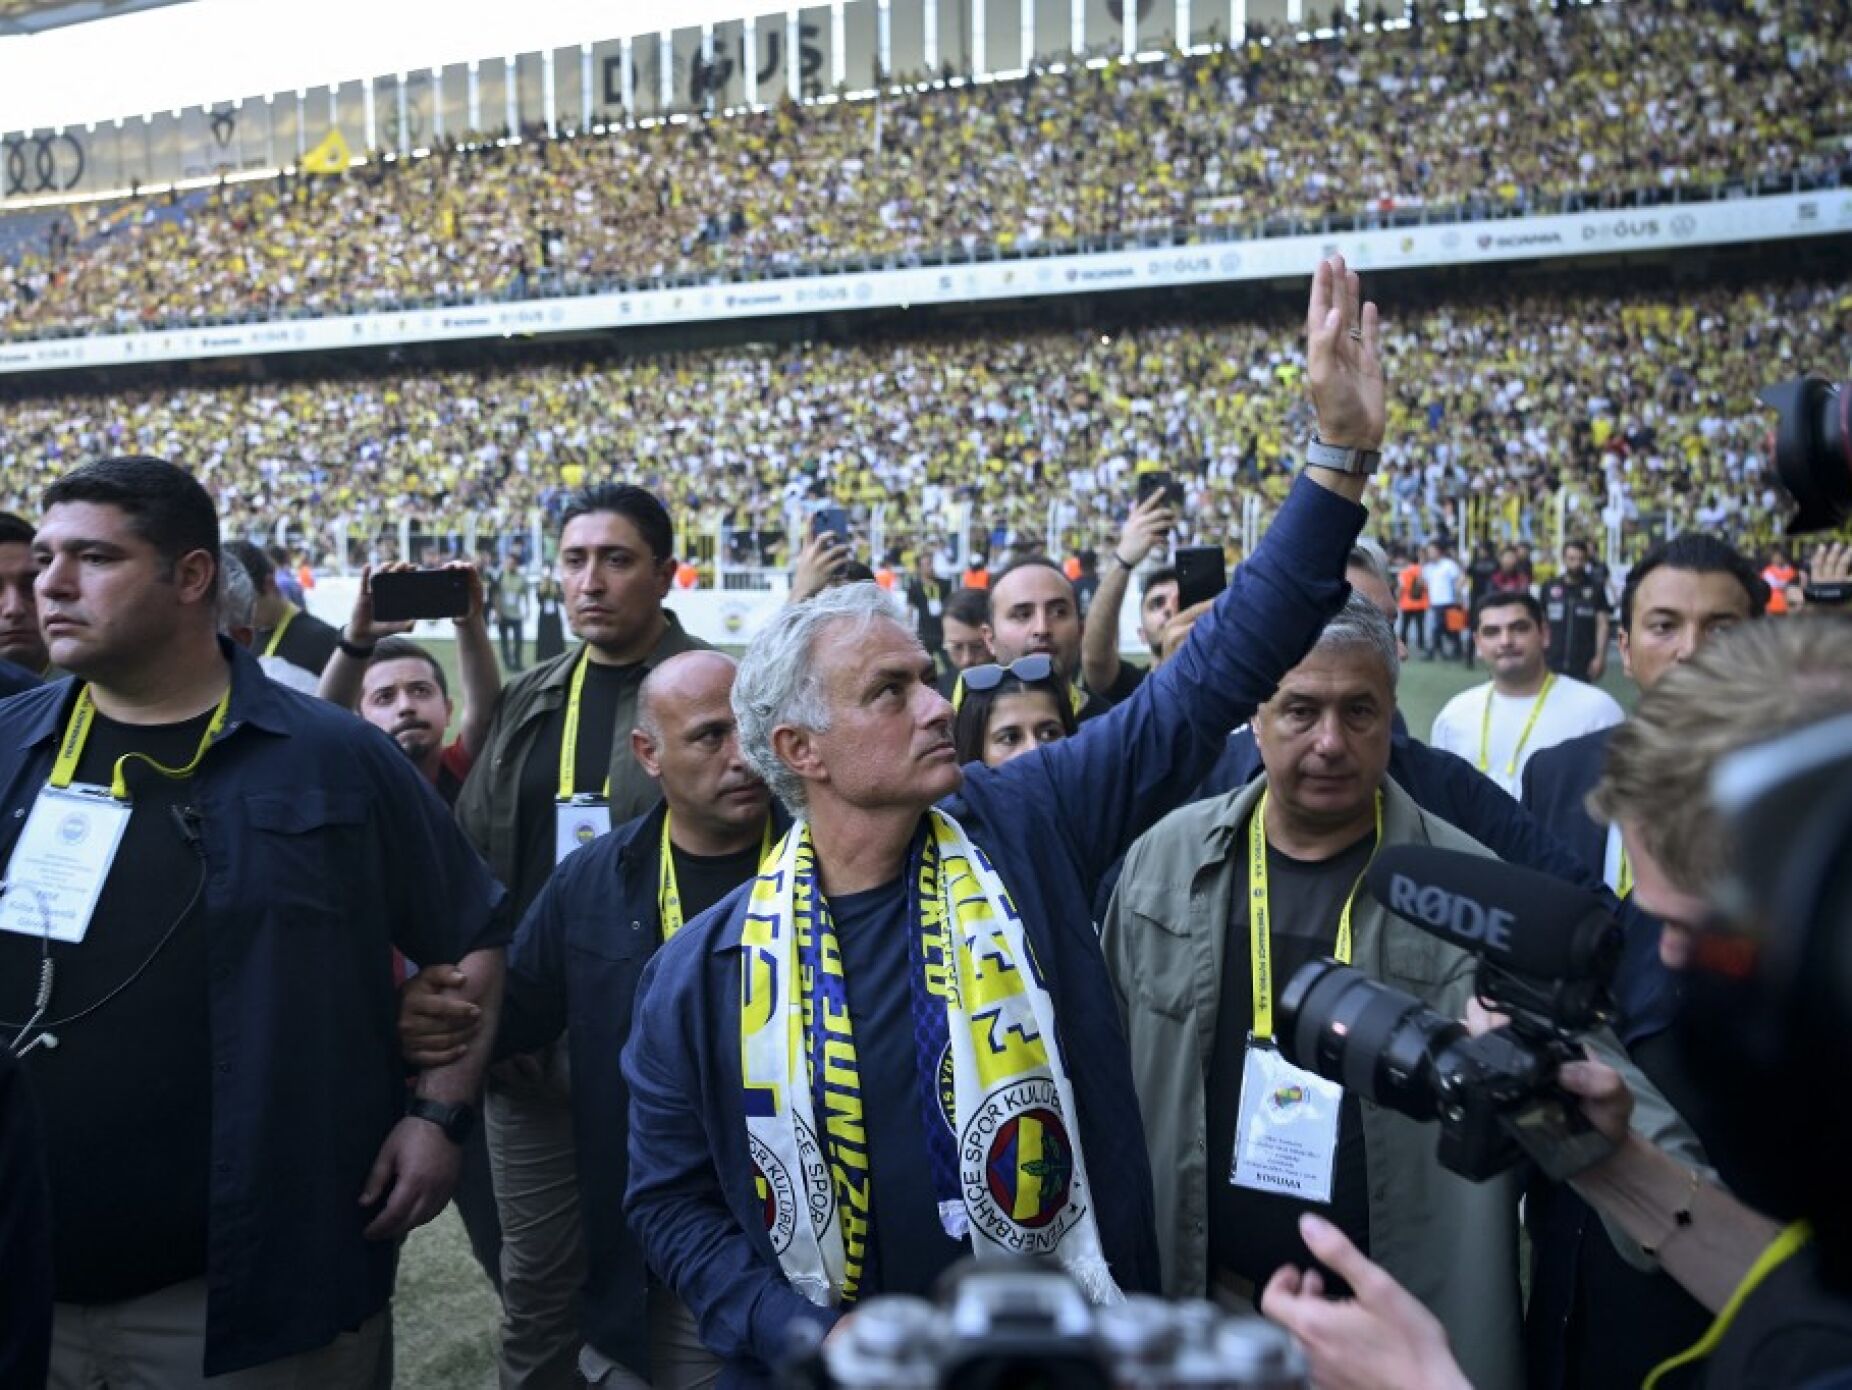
[781,1261,1307,1390]
[1759,375,1851,533]
[1275,847,1623,1184]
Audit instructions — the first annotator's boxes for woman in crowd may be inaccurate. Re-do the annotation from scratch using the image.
[950,654,1079,768]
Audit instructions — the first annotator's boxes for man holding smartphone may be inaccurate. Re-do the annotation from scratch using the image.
[1078,489,1179,700]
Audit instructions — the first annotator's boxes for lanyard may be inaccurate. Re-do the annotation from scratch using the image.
[557,647,612,802]
[1643,1222,1810,1390]
[261,604,297,659]
[1604,822,1634,900]
[1479,672,1556,779]
[1249,787,1383,1042]
[49,684,232,801]
[658,813,775,940]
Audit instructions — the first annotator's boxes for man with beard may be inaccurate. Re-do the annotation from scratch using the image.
[318,561,502,807]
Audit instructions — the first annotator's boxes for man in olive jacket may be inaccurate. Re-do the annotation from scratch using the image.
[1101,595,1695,1390]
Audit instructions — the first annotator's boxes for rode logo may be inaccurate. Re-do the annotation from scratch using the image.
[1387,874,1514,951]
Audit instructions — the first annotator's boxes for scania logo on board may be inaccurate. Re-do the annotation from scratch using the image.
[3,134,85,196]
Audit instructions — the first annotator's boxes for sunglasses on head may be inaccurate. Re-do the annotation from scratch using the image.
[952,653,1057,712]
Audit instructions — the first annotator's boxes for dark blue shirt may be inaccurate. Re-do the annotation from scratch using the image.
[829,880,965,1296]
[0,642,505,1375]
[497,800,786,1380]
[0,1045,49,1390]
[623,476,1364,1385]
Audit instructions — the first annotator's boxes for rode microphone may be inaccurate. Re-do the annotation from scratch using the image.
[1365,845,1621,983]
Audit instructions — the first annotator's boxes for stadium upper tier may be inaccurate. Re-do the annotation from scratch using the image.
[0,272,1840,558]
[0,0,1846,346]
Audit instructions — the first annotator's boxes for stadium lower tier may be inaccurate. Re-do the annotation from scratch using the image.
[0,271,1844,561]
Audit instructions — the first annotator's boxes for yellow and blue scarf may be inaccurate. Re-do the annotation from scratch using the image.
[739,809,1118,1308]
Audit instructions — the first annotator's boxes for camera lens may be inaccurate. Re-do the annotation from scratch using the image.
[1759,376,1852,534]
[1277,959,1466,1120]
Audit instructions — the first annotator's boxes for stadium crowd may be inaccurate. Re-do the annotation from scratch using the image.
[0,0,1847,339]
[0,272,1841,566]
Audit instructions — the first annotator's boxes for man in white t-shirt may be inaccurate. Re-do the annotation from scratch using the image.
[1430,591,1622,797]
[1420,541,1466,662]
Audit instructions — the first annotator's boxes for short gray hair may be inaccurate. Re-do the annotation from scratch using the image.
[734,582,909,815]
[1348,538,1392,591]
[1310,590,1400,688]
[218,551,256,635]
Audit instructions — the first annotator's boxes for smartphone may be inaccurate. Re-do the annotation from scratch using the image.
[1136,470,1184,509]
[1174,546,1228,611]
[370,568,472,622]
[812,507,851,544]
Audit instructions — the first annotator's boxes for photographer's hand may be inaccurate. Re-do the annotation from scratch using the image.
[1261,1214,1473,1390]
[1562,1057,1782,1313]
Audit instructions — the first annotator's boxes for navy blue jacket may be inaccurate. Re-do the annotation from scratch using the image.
[623,478,1364,1384]
[498,799,789,1379]
[0,642,505,1375]
[0,660,41,700]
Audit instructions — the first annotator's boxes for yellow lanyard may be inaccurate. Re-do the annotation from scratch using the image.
[261,604,297,659]
[658,814,776,941]
[1643,1222,1811,1390]
[1617,846,1633,900]
[1479,672,1557,778]
[1249,787,1383,1042]
[49,684,232,801]
[557,647,612,802]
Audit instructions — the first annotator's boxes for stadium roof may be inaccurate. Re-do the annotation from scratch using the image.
[0,0,189,36]
[0,0,756,133]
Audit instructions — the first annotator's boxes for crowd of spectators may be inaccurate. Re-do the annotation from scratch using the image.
[0,0,1847,339]
[0,270,1841,566]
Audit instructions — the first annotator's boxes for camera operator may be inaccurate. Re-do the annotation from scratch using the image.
[1261,617,1852,1389]
[1101,595,1686,1389]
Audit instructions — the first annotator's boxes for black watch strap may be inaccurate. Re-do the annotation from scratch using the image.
[406,1096,476,1144]
[337,627,377,660]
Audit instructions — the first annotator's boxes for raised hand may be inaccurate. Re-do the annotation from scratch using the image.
[1305,254,1386,452]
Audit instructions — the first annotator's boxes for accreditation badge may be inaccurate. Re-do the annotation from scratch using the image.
[555,796,612,864]
[1230,1038,1343,1204]
[0,785,131,945]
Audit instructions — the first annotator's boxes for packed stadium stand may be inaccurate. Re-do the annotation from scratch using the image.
[0,0,1846,342]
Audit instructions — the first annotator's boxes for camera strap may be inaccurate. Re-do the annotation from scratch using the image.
[1642,1221,1811,1390]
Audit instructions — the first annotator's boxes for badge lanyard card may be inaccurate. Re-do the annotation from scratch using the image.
[1229,790,1380,1206]
[555,649,613,864]
[1,686,227,946]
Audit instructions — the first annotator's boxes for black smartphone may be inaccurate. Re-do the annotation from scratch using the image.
[1136,469,1184,509]
[1174,546,1228,611]
[371,568,472,622]
[812,507,851,544]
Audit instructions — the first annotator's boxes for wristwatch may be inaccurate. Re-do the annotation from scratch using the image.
[406,1096,477,1145]
[1305,436,1383,477]
[337,626,377,660]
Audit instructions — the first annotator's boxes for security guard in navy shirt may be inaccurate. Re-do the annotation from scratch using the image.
[0,458,506,1386]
